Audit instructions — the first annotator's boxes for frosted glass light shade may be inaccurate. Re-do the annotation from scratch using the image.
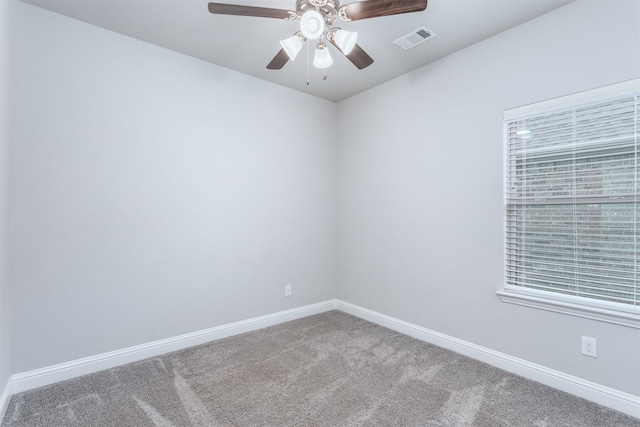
[300,10,325,40]
[333,29,357,55]
[280,34,304,60]
[313,43,333,69]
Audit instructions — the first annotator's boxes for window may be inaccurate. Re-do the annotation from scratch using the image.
[501,80,639,327]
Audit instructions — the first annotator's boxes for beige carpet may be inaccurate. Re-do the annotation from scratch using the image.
[2,311,639,426]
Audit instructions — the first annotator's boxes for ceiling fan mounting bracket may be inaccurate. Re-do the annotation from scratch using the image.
[338,7,351,22]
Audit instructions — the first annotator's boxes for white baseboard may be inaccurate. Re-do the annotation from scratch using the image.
[10,300,338,395]
[4,299,639,421]
[335,300,640,419]
[0,376,12,424]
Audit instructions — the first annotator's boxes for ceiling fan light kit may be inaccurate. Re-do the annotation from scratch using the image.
[300,10,326,40]
[280,32,306,60]
[208,0,428,77]
[330,29,357,55]
[313,42,334,69]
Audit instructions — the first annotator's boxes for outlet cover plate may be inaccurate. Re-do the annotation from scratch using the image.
[581,336,597,358]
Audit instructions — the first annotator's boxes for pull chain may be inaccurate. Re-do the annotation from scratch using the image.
[323,45,326,80]
[306,43,310,85]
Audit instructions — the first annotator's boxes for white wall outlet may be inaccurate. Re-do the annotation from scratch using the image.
[285,285,292,297]
[581,336,597,358]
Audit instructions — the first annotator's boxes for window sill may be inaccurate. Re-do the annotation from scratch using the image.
[496,290,640,329]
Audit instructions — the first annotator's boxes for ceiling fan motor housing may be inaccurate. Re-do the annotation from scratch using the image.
[296,0,340,27]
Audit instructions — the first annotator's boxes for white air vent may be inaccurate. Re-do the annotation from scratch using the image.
[393,26,436,50]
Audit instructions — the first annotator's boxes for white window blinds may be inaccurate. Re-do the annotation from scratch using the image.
[504,80,639,313]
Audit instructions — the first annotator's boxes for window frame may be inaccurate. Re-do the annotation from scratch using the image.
[499,79,640,329]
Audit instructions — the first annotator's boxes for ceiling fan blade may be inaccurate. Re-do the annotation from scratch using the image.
[208,3,294,20]
[327,37,373,69]
[266,49,290,70]
[343,44,374,69]
[339,0,427,21]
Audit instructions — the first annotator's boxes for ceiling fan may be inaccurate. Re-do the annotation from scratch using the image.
[207,0,428,71]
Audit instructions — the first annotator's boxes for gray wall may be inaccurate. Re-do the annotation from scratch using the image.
[336,0,640,396]
[5,0,640,403]
[9,1,338,373]
[0,0,13,395]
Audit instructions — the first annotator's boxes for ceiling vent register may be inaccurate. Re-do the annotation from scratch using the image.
[393,26,436,50]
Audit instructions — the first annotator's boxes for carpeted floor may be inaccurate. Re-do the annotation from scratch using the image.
[2,311,639,426]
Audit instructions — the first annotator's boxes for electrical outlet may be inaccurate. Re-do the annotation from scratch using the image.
[285,285,292,297]
[581,336,597,358]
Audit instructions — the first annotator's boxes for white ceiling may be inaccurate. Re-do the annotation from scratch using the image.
[22,0,574,102]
